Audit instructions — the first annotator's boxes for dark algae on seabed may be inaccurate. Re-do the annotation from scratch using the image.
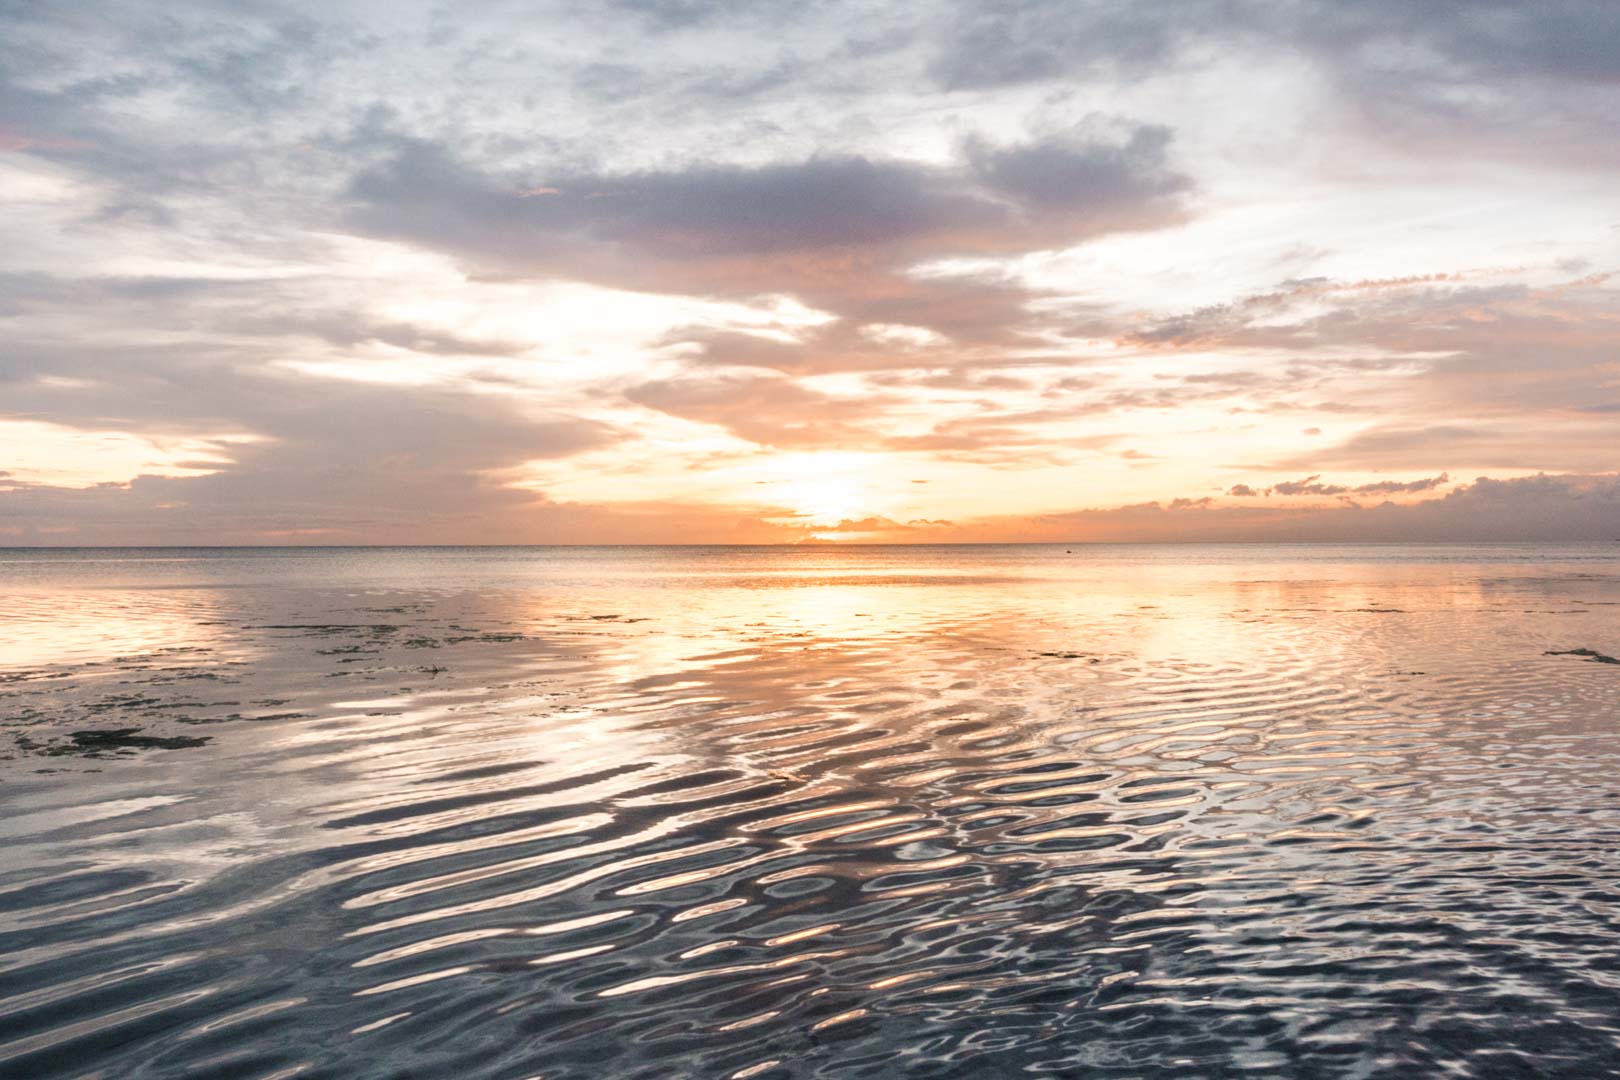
[61,728,210,752]
[1544,647,1620,664]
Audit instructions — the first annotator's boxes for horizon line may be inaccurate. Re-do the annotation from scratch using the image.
[4,539,1618,551]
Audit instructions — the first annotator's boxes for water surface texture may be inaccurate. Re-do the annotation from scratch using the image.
[4,544,1620,1078]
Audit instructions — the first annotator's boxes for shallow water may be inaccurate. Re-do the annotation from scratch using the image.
[3,544,1619,1078]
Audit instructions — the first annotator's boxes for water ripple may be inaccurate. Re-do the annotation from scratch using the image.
[3,545,1620,1076]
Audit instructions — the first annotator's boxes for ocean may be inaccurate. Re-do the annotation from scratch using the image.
[3,544,1619,1077]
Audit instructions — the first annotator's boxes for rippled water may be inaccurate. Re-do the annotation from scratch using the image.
[3,544,1620,1078]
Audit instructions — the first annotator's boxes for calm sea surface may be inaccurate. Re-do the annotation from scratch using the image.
[3,544,1619,1078]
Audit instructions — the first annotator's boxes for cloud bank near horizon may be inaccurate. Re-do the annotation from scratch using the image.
[2,2,1617,544]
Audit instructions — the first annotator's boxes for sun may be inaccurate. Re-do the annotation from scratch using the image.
[755,451,887,526]
[778,475,868,525]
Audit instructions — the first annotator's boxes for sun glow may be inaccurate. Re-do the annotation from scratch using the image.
[753,451,890,526]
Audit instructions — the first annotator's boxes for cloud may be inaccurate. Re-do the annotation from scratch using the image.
[964,125,1189,218]
[0,477,815,546]
[929,1,1192,89]
[1230,472,1452,500]
[1271,475,1349,496]
[0,323,620,539]
[932,2,1620,87]
[1283,422,1620,474]
[929,473,1620,543]
[1117,272,1513,351]
[1106,269,1620,476]
[928,2,1620,165]
[342,124,1190,337]
[1351,472,1450,495]
[624,370,887,448]
[343,131,1183,262]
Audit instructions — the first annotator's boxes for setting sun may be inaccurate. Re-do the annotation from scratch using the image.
[751,452,891,527]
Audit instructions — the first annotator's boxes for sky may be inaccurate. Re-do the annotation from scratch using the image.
[2,0,1618,545]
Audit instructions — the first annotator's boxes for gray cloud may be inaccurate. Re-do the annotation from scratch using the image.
[1110,272,1620,475]
[342,125,1189,328]
[931,1,1620,93]
[929,1,1191,89]
[1352,472,1450,496]
[954,473,1620,543]
[350,143,997,258]
[965,125,1188,216]
[1232,472,1453,499]
[332,120,1191,367]
[929,1,1620,173]
[0,376,616,540]
[1271,475,1350,497]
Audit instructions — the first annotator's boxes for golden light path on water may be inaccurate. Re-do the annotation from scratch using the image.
[1,544,1619,1077]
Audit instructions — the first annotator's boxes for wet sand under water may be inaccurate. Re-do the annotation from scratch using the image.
[2,544,1620,1078]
